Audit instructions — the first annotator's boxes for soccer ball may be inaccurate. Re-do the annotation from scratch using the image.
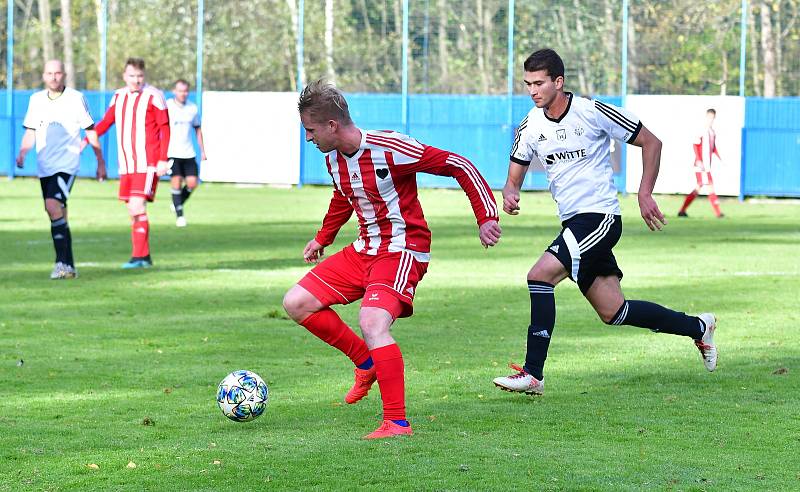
[216,370,269,422]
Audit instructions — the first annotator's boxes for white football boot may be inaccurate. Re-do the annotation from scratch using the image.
[50,262,77,279]
[493,363,544,395]
[694,313,717,372]
[176,216,187,227]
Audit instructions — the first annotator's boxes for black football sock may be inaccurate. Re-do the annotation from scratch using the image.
[181,185,193,204]
[609,300,705,339]
[50,217,73,266]
[171,188,184,217]
[524,281,556,380]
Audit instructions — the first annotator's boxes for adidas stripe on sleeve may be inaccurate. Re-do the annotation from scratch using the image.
[510,115,535,165]
[593,100,642,144]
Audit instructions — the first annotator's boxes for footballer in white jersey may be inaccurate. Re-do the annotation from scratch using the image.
[15,60,105,279]
[510,93,641,221]
[166,79,207,227]
[493,49,717,396]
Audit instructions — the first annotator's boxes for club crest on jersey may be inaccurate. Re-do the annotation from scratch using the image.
[574,125,584,136]
[351,172,361,182]
[537,133,547,142]
[376,168,389,179]
[556,129,567,141]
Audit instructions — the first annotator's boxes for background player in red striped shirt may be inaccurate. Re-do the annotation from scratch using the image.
[678,108,724,218]
[282,80,502,439]
[93,58,171,268]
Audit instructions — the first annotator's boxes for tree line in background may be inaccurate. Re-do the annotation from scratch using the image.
[0,0,797,96]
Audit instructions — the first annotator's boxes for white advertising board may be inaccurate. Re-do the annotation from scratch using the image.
[199,92,300,184]
[625,95,744,196]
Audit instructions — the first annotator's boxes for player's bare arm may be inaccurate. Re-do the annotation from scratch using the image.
[16,129,36,167]
[502,161,527,215]
[631,125,666,231]
[196,127,207,161]
[156,160,171,177]
[479,219,502,248]
[302,239,324,264]
[84,128,107,180]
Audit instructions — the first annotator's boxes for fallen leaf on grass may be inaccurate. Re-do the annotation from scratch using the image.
[212,460,221,465]
[87,463,99,470]
[163,387,172,394]
[126,461,137,469]
[773,367,788,375]
[142,417,155,426]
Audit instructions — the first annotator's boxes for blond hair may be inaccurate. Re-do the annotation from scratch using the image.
[297,79,352,125]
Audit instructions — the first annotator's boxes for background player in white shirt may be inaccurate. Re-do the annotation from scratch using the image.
[166,79,206,227]
[16,59,105,279]
[492,49,718,396]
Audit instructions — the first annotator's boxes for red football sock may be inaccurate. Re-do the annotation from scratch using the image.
[679,190,698,213]
[708,193,722,217]
[300,309,370,366]
[131,214,150,257]
[371,344,406,421]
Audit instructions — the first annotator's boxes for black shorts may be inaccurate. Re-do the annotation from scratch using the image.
[545,213,623,294]
[169,157,198,177]
[40,172,76,206]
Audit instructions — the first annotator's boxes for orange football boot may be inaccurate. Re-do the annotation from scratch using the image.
[363,420,413,439]
[344,366,377,404]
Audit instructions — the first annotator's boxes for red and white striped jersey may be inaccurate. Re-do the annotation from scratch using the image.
[693,127,720,169]
[95,84,170,175]
[314,129,498,261]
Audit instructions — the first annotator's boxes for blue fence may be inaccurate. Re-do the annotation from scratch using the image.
[3,91,799,198]
[741,98,800,198]
[301,94,623,191]
[1,90,197,179]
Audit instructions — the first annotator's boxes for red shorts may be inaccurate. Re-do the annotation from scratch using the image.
[298,245,429,319]
[119,167,158,202]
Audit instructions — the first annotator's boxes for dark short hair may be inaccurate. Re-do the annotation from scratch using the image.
[125,57,146,71]
[707,108,716,115]
[523,49,565,80]
[175,79,190,89]
[297,79,353,125]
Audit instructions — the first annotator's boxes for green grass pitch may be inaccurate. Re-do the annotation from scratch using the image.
[1,178,798,490]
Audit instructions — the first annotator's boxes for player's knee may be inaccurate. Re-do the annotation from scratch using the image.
[599,303,624,325]
[126,202,145,216]
[359,310,391,337]
[282,290,305,321]
[282,286,321,322]
[527,269,558,285]
[44,200,63,219]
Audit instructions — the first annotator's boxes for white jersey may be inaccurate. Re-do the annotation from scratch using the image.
[22,87,95,177]
[166,98,200,158]
[511,93,642,221]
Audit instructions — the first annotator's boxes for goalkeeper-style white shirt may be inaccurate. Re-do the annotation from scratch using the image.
[22,87,95,177]
[510,93,642,221]
[167,98,201,159]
